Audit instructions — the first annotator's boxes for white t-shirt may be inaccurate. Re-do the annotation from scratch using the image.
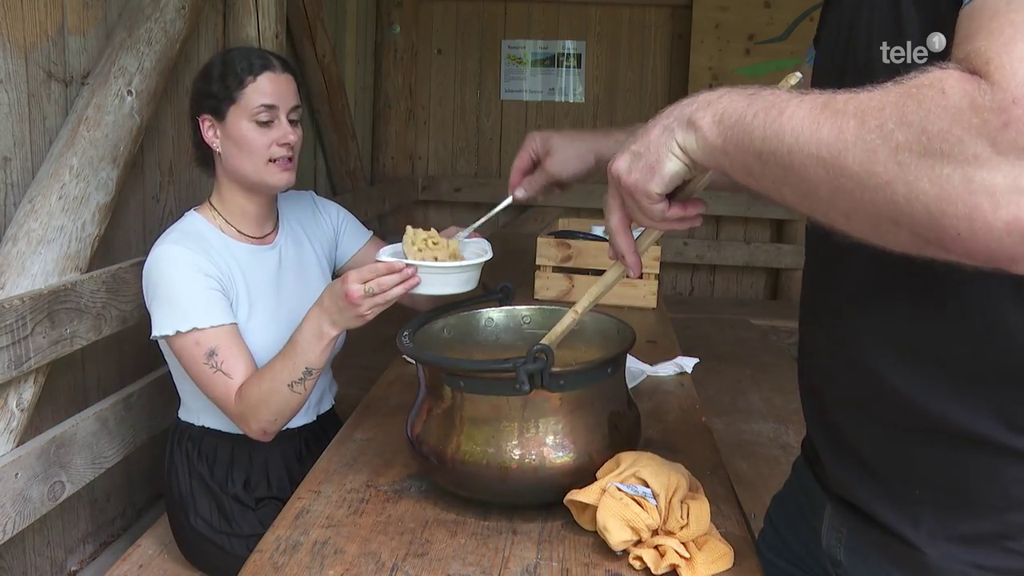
[141,190,374,433]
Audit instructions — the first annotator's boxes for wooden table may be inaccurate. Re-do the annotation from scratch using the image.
[240,231,762,575]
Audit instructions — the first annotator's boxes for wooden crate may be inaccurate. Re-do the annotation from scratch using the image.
[533,218,661,309]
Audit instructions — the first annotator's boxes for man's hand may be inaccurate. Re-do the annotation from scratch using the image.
[508,128,639,201]
[604,106,709,277]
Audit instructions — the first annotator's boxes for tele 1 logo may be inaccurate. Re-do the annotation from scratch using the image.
[880,32,947,65]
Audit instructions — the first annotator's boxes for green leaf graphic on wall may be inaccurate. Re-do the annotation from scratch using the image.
[733,2,822,79]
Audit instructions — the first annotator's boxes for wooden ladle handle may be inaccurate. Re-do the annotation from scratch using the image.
[536,171,710,349]
[537,71,803,350]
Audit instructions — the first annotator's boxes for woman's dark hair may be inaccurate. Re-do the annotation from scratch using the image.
[189,46,301,175]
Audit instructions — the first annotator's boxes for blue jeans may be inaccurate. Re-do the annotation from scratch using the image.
[755,456,909,576]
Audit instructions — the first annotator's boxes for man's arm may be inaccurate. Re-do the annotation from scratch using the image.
[695,43,816,196]
[684,0,1024,274]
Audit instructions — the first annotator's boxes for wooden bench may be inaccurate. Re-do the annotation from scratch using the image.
[104,509,200,576]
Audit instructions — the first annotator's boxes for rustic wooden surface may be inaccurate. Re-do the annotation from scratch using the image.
[241,231,762,575]
[0,0,379,571]
[285,0,376,201]
[226,0,286,51]
[288,0,367,191]
[672,317,804,536]
[664,295,799,330]
[0,0,192,571]
[331,303,417,420]
[0,368,176,546]
[0,0,207,454]
[0,258,146,385]
[106,514,202,576]
[419,176,800,221]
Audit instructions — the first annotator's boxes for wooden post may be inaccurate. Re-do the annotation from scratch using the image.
[0,0,207,454]
[226,0,287,52]
[288,0,368,190]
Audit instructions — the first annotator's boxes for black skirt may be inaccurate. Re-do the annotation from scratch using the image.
[164,408,343,576]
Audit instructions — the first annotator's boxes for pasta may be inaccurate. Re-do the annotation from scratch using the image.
[402,225,464,262]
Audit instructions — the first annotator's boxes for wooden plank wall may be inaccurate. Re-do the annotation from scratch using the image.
[290,0,377,195]
[372,0,816,301]
[375,0,692,231]
[0,2,164,573]
[0,0,374,573]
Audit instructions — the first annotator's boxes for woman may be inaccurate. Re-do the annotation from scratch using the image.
[141,46,471,575]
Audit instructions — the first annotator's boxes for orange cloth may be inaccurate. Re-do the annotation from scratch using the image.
[563,451,735,576]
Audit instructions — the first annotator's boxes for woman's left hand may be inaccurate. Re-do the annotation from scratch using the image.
[439,226,482,239]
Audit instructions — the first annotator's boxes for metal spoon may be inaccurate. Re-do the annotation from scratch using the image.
[454,195,515,241]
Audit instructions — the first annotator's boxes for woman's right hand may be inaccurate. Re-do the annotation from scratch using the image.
[318,261,420,333]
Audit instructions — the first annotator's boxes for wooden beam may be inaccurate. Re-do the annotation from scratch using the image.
[335,179,418,223]
[0,0,206,454]
[0,367,177,546]
[495,209,803,268]
[664,296,799,329]
[417,176,803,221]
[659,237,805,269]
[502,207,568,234]
[287,0,367,190]
[227,0,288,52]
[258,0,287,52]
[0,259,146,387]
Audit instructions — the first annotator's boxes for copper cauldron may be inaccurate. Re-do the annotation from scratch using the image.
[397,283,642,507]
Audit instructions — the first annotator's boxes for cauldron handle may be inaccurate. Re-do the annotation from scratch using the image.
[396,282,515,355]
[515,343,554,392]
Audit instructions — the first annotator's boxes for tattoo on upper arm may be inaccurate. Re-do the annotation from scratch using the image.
[287,367,322,395]
[203,346,233,379]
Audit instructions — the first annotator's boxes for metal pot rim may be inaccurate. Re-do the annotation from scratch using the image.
[405,303,636,370]
[396,282,637,394]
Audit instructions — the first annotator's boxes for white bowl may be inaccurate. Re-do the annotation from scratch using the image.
[375,237,494,295]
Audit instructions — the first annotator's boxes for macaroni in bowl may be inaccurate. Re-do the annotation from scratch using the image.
[402,225,464,262]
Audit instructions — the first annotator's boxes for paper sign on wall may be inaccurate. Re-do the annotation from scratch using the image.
[500,39,586,102]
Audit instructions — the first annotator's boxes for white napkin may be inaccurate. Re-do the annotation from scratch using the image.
[402,353,699,389]
[626,353,699,388]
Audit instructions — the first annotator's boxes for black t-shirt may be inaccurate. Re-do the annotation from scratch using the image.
[800,1,1024,574]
